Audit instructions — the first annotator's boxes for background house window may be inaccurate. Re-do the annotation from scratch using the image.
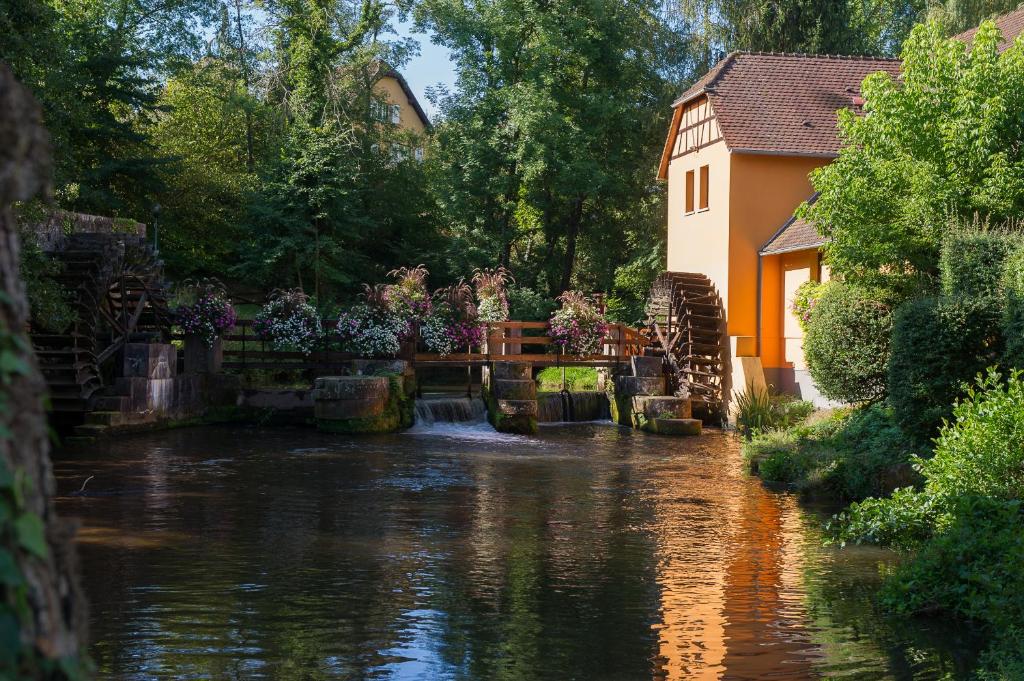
[371,101,387,122]
[699,165,709,210]
[414,147,424,162]
[390,104,401,125]
[685,170,695,213]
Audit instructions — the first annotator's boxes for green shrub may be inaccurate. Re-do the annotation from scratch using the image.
[744,404,915,500]
[804,282,893,403]
[1002,245,1024,368]
[827,487,937,550]
[939,226,1016,299]
[887,296,1003,439]
[922,369,1024,501]
[18,225,75,333]
[827,403,918,500]
[507,286,555,322]
[881,496,1024,627]
[790,279,826,331]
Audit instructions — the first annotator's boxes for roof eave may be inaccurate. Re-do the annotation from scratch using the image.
[759,241,827,257]
[732,147,838,159]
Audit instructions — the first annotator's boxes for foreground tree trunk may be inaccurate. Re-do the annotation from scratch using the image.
[0,64,89,677]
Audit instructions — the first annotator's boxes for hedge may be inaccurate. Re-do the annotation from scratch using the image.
[939,227,1015,299]
[887,296,1003,439]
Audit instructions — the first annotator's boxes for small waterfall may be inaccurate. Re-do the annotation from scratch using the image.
[414,397,487,425]
[537,391,611,423]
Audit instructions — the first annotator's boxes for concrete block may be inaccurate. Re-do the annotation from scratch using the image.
[124,343,176,379]
[653,418,702,436]
[614,375,665,397]
[492,378,536,401]
[632,395,691,420]
[492,362,532,380]
[630,356,664,378]
[313,376,389,400]
[497,399,538,417]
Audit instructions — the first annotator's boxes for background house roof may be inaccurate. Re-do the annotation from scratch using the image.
[760,193,825,255]
[670,52,901,159]
[955,5,1024,51]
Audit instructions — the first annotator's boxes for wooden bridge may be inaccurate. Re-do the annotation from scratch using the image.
[220,320,649,371]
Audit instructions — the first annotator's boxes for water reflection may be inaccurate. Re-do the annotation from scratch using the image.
[54,423,979,680]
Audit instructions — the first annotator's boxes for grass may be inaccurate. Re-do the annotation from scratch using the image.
[742,404,919,501]
[535,366,599,392]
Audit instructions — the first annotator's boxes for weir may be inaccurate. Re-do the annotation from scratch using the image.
[537,391,610,423]
[414,396,487,424]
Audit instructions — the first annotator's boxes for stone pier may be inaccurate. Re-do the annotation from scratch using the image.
[486,362,538,434]
[313,372,413,433]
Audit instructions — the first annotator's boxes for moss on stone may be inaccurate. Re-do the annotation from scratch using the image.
[315,372,413,434]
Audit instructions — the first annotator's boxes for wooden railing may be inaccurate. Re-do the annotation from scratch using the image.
[415,321,648,366]
[196,319,647,371]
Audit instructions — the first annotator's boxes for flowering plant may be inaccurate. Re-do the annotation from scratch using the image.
[421,281,484,355]
[253,289,323,354]
[472,267,513,323]
[385,265,432,322]
[173,281,236,347]
[335,303,410,357]
[791,280,827,331]
[548,290,609,356]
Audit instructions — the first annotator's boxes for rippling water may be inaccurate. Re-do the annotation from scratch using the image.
[54,423,981,680]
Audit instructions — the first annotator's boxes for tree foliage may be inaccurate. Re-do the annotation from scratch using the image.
[803,20,1024,288]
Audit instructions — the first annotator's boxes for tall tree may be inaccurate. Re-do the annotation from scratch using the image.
[0,64,89,680]
[419,0,682,296]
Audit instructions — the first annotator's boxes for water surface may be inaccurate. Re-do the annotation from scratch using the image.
[55,422,979,679]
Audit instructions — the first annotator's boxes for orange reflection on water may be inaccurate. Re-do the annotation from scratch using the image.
[649,432,817,680]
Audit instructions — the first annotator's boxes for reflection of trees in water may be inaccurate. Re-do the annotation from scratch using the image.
[795,510,984,679]
[422,439,663,679]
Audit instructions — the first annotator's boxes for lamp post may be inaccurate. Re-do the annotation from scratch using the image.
[152,203,161,255]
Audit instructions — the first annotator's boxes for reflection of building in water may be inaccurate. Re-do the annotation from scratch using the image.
[649,437,815,680]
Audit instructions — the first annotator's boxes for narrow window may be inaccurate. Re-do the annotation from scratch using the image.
[685,170,695,214]
[699,165,709,210]
[390,104,401,125]
[414,147,424,162]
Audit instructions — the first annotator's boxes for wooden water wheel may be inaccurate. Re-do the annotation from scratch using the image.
[645,272,725,420]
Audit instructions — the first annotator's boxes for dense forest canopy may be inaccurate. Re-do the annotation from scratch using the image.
[1,0,1016,320]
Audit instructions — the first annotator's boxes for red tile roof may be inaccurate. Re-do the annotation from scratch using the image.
[662,52,900,167]
[760,194,825,255]
[955,5,1024,52]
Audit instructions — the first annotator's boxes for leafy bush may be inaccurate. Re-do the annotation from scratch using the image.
[384,265,432,321]
[880,495,1024,626]
[826,403,918,500]
[887,297,1003,439]
[803,282,893,403]
[827,488,937,550]
[939,225,1016,299]
[1002,245,1024,368]
[922,369,1024,500]
[548,291,608,356]
[507,286,555,322]
[744,404,915,500]
[253,289,323,354]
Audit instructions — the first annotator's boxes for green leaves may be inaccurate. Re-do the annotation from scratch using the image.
[808,20,1024,286]
[13,514,47,560]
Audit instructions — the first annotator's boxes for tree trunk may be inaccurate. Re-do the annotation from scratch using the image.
[559,195,585,293]
[0,65,89,675]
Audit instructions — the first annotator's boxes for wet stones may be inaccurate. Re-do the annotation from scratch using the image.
[613,375,666,397]
[632,395,692,421]
[630,355,664,378]
[487,362,538,434]
[313,376,401,433]
[651,418,702,436]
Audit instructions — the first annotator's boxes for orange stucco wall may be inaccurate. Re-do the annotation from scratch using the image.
[726,153,824,343]
[760,249,821,370]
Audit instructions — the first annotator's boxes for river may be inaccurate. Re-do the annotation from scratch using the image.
[54,420,981,679]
